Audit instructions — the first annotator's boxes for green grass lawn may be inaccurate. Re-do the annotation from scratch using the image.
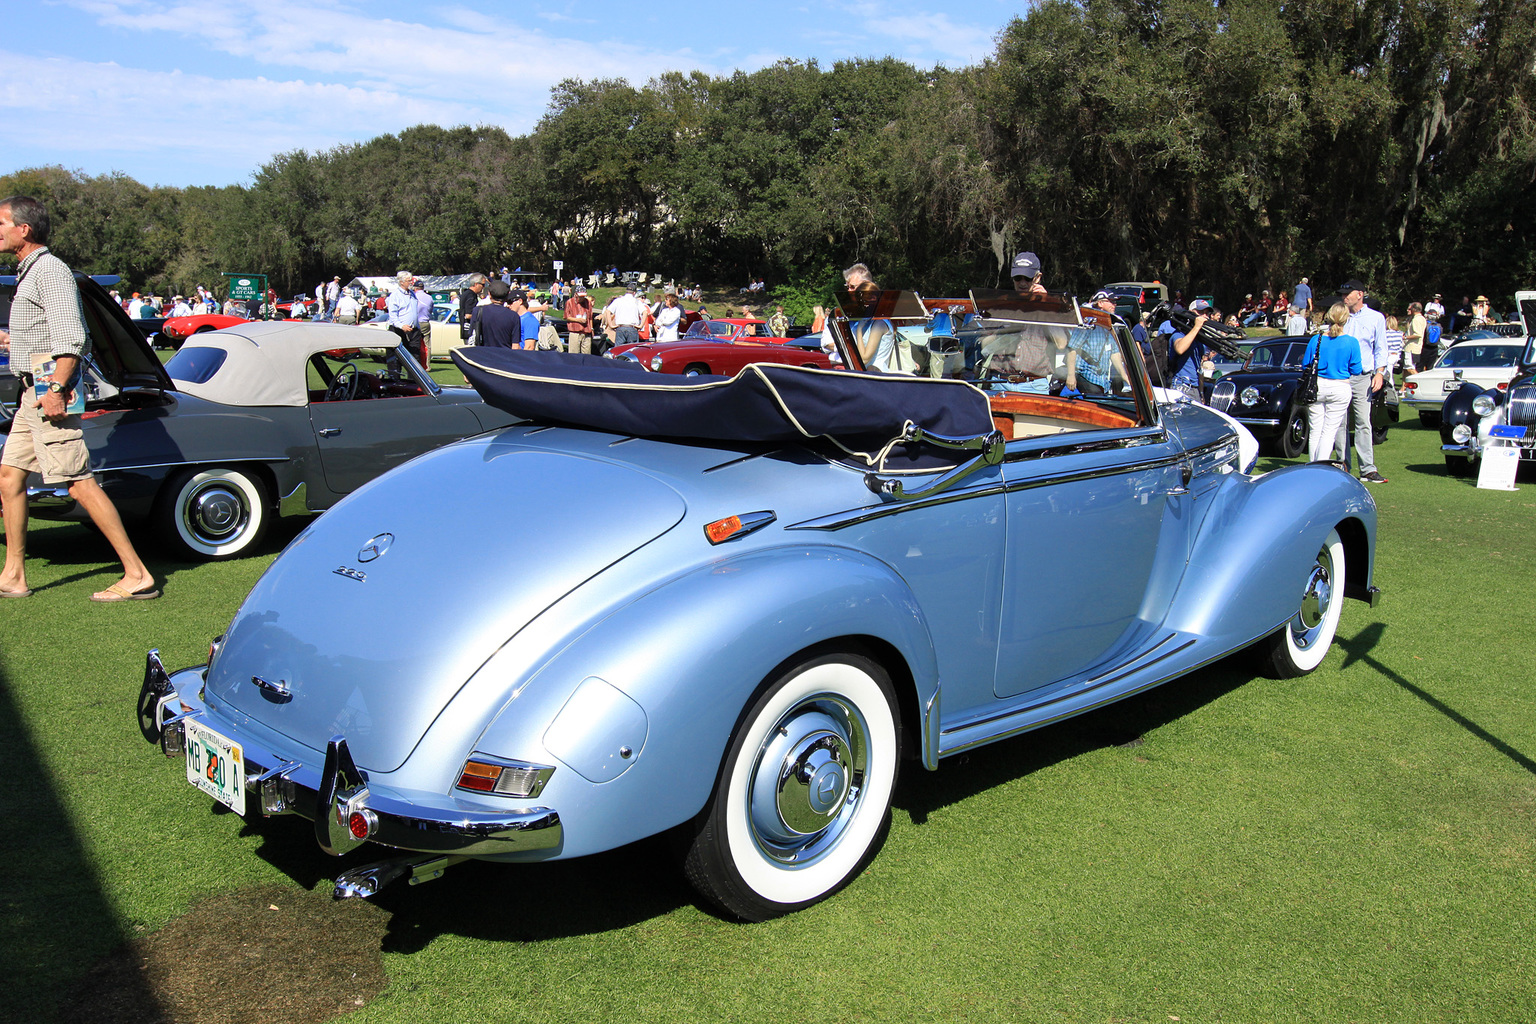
[2,415,1534,1023]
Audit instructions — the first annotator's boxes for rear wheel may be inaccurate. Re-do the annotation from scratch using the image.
[1254,529,1345,678]
[682,652,900,921]
[156,467,270,561]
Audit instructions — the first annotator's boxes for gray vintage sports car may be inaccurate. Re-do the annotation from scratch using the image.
[4,274,515,559]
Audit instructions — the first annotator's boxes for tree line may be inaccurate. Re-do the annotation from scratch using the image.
[3,0,1532,315]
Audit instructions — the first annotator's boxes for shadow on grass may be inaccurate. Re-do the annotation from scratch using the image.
[0,663,165,1022]
[894,655,1256,824]
[234,804,693,949]
[1340,622,1536,775]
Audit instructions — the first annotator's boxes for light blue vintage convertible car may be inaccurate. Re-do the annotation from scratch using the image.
[138,288,1380,921]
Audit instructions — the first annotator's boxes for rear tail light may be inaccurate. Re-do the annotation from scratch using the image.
[455,756,555,798]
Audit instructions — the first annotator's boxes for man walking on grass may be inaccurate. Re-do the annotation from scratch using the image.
[0,195,158,601]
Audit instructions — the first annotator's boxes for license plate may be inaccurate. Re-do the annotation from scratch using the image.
[185,719,246,815]
[1443,380,1462,392]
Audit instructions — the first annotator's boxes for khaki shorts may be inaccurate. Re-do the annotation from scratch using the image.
[1,396,93,484]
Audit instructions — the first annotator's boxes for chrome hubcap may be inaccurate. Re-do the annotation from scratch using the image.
[185,483,249,542]
[1291,548,1334,648]
[749,697,868,865]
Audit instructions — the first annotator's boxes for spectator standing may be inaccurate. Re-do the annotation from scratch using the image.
[1285,303,1309,336]
[335,290,361,325]
[510,290,540,351]
[0,195,158,601]
[654,290,683,341]
[471,280,520,348]
[1385,315,1404,376]
[605,282,646,347]
[325,276,341,321]
[1471,295,1493,325]
[386,272,422,371]
[1302,302,1363,462]
[564,285,594,354]
[1337,279,1390,483]
[1293,277,1313,315]
[412,280,434,366]
[767,305,789,337]
[459,274,487,342]
[1160,298,1211,403]
[1425,294,1445,320]
[1402,302,1426,374]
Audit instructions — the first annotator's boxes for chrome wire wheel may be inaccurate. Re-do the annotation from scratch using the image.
[684,653,899,920]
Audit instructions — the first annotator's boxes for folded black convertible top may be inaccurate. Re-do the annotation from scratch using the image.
[452,349,994,461]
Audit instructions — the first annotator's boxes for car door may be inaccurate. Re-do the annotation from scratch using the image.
[992,421,1192,699]
[310,351,484,495]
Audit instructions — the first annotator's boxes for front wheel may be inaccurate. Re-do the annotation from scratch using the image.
[1278,404,1309,459]
[1253,528,1346,678]
[156,467,270,561]
[1445,454,1473,477]
[682,363,710,377]
[682,652,901,921]
[1418,411,1440,428]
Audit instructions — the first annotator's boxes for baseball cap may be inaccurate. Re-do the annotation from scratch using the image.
[625,281,638,292]
[1090,290,1114,303]
[1190,298,1212,312]
[487,279,511,301]
[1338,278,1367,295]
[1010,251,1041,278]
[575,284,587,294]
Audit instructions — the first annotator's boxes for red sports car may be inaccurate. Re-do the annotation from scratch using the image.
[158,313,251,347]
[610,319,832,376]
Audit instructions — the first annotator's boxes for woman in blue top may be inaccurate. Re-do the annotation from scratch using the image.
[1304,302,1364,462]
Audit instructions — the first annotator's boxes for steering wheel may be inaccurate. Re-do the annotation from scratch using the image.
[326,362,359,402]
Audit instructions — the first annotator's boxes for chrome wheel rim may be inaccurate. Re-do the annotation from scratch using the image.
[183,482,250,543]
[747,695,869,865]
[1290,545,1335,649]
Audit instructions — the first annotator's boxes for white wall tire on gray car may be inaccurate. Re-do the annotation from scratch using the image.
[683,652,900,921]
[158,467,269,561]
[1256,528,1346,678]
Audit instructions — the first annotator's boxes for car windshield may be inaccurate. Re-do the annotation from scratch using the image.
[1437,344,1522,369]
[687,321,737,339]
[1244,342,1307,370]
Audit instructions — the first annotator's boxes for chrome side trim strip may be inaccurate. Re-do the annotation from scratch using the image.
[278,480,309,516]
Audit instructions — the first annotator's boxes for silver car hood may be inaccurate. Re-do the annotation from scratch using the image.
[205,440,686,771]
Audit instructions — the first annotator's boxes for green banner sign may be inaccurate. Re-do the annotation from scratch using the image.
[225,274,264,302]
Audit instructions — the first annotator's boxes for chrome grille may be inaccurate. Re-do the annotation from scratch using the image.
[1209,380,1236,412]
[1508,383,1536,429]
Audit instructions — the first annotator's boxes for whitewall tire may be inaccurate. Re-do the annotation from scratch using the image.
[683,652,901,921]
[157,467,270,561]
[1256,528,1346,678]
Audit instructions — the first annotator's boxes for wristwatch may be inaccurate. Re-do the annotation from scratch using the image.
[47,380,68,396]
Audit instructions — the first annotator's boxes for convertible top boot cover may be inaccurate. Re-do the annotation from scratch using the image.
[202,438,686,772]
[452,349,995,460]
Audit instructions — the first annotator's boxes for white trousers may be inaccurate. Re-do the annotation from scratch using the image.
[1307,377,1352,462]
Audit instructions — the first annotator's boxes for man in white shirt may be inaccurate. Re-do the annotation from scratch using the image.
[1284,303,1308,336]
[1425,294,1445,319]
[1338,279,1390,483]
[605,282,646,347]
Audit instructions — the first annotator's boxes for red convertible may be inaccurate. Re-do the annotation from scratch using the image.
[159,313,251,347]
[610,318,832,376]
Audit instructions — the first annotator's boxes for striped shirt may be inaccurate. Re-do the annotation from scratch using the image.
[8,247,88,373]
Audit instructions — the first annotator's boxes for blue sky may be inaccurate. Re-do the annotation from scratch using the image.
[8,0,1018,189]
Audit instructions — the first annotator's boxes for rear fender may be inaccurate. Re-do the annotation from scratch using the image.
[1162,464,1377,648]
[464,545,938,859]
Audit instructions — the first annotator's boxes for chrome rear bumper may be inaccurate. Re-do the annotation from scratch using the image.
[137,649,562,859]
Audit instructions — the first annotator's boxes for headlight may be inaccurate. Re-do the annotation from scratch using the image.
[1451,424,1472,443]
[1472,394,1496,417]
[1239,386,1261,406]
[650,355,664,371]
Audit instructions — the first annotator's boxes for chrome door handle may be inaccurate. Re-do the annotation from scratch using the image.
[1167,462,1193,496]
[318,427,341,437]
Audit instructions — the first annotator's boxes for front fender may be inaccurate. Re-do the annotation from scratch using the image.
[1440,381,1493,442]
[462,544,939,860]
[1163,463,1377,649]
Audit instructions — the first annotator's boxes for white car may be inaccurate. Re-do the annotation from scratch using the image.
[1401,334,1525,426]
